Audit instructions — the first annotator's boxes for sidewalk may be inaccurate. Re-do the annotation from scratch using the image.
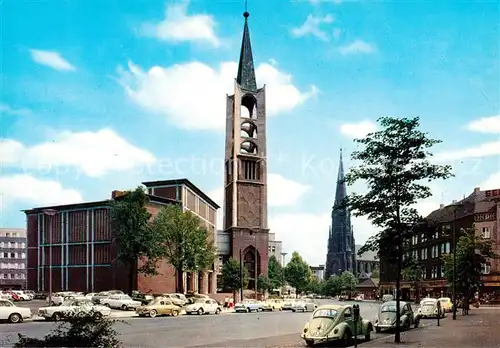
[362,309,500,348]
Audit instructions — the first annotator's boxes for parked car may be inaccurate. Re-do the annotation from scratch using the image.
[131,291,154,305]
[301,304,373,347]
[418,298,444,318]
[282,299,296,311]
[185,292,209,305]
[0,299,32,323]
[100,295,141,310]
[11,291,31,301]
[185,298,221,315]
[161,293,187,307]
[292,299,317,312]
[0,291,14,300]
[374,301,420,332]
[24,290,35,299]
[437,297,453,312]
[136,298,182,318]
[262,299,284,311]
[234,299,264,313]
[38,299,111,321]
[382,294,394,302]
[91,290,124,304]
[33,292,47,300]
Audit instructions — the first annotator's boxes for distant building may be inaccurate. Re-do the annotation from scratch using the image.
[310,265,325,280]
[354,244,379,279]
[0,228,27,289]
[268,233,283,264]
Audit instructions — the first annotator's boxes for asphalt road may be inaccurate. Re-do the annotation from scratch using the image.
[1,300,431,347]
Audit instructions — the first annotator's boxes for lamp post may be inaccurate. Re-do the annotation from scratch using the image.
[43,209,57,306]
[452,208,457,320]
[281,252,287,296]
[239,249,244,303]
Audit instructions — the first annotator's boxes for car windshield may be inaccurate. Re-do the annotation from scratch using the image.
[0,301,13,307]
[313,309,338,318]
[381,304,397,312]
[194,299,205,303]
[61,300,78,306]
[422,302,435,307]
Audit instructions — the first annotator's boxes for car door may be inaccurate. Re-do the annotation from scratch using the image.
[161,300,173,315]
[204,299,212,313]
[0,300,8,320]
[404,304,414,324]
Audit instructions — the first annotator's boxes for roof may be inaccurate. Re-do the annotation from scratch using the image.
[141,178,220,209]
[316,304,346,311]
[23,194,179,214]
[356,278,379,288]
[236,12,257,91]
[384,301,410,306]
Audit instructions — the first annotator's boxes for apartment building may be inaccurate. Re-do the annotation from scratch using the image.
[0,228,27,289]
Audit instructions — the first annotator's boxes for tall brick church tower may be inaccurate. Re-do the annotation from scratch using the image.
[223,11,269,289]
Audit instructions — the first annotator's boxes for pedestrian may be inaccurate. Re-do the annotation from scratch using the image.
[224,297,229,309]
[229,297,234,309]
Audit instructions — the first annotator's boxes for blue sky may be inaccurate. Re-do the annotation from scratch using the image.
[1,0,499,265]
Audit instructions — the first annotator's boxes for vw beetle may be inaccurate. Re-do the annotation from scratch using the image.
[374,301,420,332]
[418,298,445,318]
[301,304,373,347]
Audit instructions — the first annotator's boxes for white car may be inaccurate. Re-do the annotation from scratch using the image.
[100,295,141,310]
[11,291,31,301]
[38,299,111,321]
[291,299,317,312]
[0,299,32,323]
[185,298,222,315]
[0,291,13,300]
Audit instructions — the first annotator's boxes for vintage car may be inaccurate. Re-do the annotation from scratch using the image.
[136,298,182,318]
[185,298,221,315]
[131,291,154,305]
[160,293,187,307]
[437,297,453,312]
[292,299,317,312]
[282,299,296,311]
[0,299,32,323]
[100,295,142,310]
[301,305,373,347]
[38,299,111,321]
[262,299,284,311]
[234,299,264,313]
[418,298,444,318]
[374,301,420,332]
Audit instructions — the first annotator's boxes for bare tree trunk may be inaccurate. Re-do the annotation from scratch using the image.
[395,247,403,343]
[129,260,137,294]
[176,266,184,294]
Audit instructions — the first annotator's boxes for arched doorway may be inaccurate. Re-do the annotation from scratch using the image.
[243,246,260,290]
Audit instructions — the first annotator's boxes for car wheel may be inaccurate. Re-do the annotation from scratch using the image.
[375,327,381,333]
[246,307,250,313]
[197,308,204,315]
[149,310,158,318]
[305,339,315,347]
[215,308,221,315]
[52,312,62,321]
[121,305,128,311]
[291,309,296,312]
[365,330,371,341]
[171,310,179,317]
[93,312,103,320]
[105,303,110,308]
[8,313,21,323]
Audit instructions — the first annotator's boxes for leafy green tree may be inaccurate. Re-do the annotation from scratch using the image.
[150,204,217,293]
[442,226,498,311]
[305,275,323,294]
[343,117,453,343]
[267,255,284,289]
[257,274,271,293]
[221,258,248,300]
[109,187,164,293]
[340,271,358,297]
[402,256,423,302]
[284,252,310,295]
[321,276,342,297]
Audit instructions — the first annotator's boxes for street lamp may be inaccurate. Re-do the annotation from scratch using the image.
[239,249,244,303]
[449,201,464,320]
[43,209,57,306]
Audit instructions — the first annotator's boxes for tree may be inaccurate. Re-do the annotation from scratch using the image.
[109,187,164,293]
[340,271,358,297]
[150,204,217,294]
[343,117,453,343]
[305,275,323,294]
[370,269,380,279]
[442,226,498,312]
[257,274,271,293]
[267,255,284,289]
[284,252,310,295]
[401,257,423,302]
[221,258,248,300]
[321,276,342,297]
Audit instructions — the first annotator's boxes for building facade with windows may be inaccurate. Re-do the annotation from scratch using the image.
[25,179,219,294]
[379,187,500,301]
[268,233,283,265]
[310,265,326,280]
[0,228,27,289]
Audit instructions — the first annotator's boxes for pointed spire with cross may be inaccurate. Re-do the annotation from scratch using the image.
[236,5,257,91]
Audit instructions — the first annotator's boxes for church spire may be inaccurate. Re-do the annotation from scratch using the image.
[334,148,347,206]
[236,11,257,91]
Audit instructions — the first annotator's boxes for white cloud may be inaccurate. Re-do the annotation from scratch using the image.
[291,14,334,42]
[339,40,376,55]
[333,28,342,40]
[481,172,500,190]
[0,129,156,177]
[0,104,32,116]
[466,115,500,134]
[119,60,318,131]
[0,174,83,207]
[340,120,377,138]
[435,141,500,161]
[140,1,219,46]
[29,49,76,71]
[207,174,311,229]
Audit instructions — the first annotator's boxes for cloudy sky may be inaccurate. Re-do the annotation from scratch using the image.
[1,0,499,266]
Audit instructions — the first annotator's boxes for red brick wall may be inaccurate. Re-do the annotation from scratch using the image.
[137,260,177,294]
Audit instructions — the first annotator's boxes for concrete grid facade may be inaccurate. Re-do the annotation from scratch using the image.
[0,228,27,289]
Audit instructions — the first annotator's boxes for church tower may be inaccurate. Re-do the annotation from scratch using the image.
[325,149,356,279]
[223,11,269,289]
